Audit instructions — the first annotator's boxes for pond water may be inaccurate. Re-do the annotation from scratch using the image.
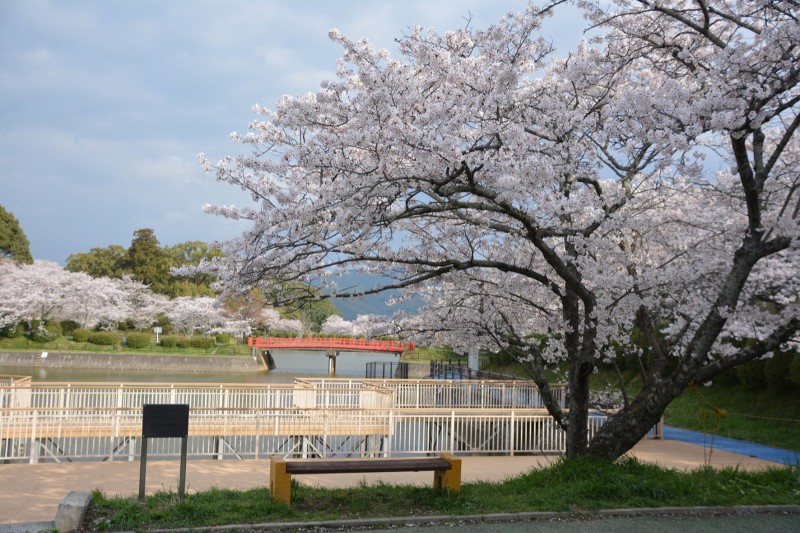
[0,349,401,383]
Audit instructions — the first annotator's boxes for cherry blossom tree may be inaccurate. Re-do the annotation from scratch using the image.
[321,314,354,336]
[321,313,398,337]
[0,260,163,332]
[164,296,227,336]
[255,308,305,335]
[199,1,799,460]
[0,260,75,328]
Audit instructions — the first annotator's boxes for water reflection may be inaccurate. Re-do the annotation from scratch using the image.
[0,349,401,383]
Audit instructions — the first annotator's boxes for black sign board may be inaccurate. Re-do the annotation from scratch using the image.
[139,404,190,502]
[142,404,189,438]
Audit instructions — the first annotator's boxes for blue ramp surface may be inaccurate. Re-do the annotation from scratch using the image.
[664,426,798,465]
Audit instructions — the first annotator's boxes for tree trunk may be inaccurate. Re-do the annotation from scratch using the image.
[586,378,682,461]
[565,360,593,457]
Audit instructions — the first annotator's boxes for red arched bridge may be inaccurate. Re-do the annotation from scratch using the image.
[247,336,414,353]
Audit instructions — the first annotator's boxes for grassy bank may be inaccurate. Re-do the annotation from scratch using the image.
[86,457,800,531]
[0,336,251,356]
[664,383,800,452]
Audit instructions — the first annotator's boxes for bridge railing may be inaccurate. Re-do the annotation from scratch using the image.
[247,336,414,352]
[0,406,604,463]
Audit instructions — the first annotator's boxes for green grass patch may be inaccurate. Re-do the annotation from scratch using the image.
[84,457,800,531]
[665,382,800,452]
[0,336,251,356]
[402,345,461,362]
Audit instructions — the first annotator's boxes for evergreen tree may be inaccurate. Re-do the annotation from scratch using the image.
[0,205,33,264]
[65,245,127,278]
[125,228,172,294]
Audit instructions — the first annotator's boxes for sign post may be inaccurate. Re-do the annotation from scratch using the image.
[153,327,162,344]
[139,404,189,503]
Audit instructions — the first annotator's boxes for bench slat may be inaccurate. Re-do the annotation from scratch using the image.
[284,458,452,475]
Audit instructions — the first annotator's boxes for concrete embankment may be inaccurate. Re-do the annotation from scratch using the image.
[0,350,266,373]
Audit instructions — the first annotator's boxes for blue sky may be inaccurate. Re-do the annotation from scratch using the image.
[1,1,586,264]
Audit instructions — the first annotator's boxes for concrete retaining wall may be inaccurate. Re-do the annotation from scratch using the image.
[0,351,264,373]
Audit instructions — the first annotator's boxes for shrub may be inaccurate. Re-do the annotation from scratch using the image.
[215,333,233,344]
[764,350,795,392]
[30,321,61,343]
[173,336,216,350]
[88,331,119,346]
[736,359,766,390]
[159,335,178,348]
[72,328,91,342]
[125,333,151,349]
[1,321,25,338]
[190,336,215,350]
[59,320,81,335]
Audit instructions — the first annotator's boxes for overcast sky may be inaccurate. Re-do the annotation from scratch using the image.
[1,0,586,265]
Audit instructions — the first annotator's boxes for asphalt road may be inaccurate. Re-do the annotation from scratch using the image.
[359,513,800,533]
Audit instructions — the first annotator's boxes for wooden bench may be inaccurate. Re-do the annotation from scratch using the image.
[269,453,461,505]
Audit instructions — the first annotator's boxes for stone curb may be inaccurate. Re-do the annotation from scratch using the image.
[145,504,800,532]
[54,491,92,533]
[5,499,798,532]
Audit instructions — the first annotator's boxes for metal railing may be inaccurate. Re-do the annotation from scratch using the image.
[248,337,414,352]
[0,378,585,463]
[299,378,566,409]
[0,406,605,463]
[430,361,531,381]
[0,379,562,411]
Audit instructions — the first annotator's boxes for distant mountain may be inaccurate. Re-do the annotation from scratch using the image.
[325,273,422,320]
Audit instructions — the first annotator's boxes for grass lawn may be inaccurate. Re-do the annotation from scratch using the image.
[664,382,800,452]
[85,457,800,531]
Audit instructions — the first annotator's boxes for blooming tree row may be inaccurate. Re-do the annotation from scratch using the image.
[321,314,395,338]
[200,1,799,460]
[0,259,315,338]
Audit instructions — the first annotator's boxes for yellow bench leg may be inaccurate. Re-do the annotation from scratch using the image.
[270,455,292,505]
[434,453,461,494]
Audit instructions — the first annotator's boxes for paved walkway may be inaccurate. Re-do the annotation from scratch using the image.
[0,438,782,527]
[664,426,799,465]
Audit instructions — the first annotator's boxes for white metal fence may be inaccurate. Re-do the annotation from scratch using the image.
[296,378,566,409]
[0,407,605,463]
[0,377,588,463]
[0,379,563,412]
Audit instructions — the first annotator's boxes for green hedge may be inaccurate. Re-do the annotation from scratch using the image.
[215,333,232,344]
[159,335,178,348]
[88,331,119,346]
[72,328,91,342]
[59,320,81,335]
[125,333,151,349]
[176,336,215,350]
